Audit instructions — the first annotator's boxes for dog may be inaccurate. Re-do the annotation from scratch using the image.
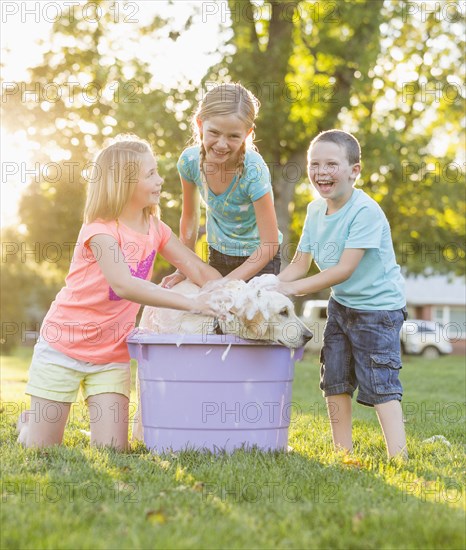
[139,277,313,349]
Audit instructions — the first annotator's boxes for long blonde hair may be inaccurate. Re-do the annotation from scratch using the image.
[192,83,260,198]
[84,135,159,223]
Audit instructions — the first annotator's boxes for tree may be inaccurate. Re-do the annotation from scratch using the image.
[0,227,61,353]
[3,0,464,297]
[203,0,465,274]
[2,1,196,278]
[1,1,200,337]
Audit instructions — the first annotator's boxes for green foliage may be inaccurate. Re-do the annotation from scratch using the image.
[3,2,201,264]
[0,228,62,353]
[342,1,466,275]
[2,2,197,308]
[207,0,465,274]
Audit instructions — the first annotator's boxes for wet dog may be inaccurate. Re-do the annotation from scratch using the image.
[139,278,313,349]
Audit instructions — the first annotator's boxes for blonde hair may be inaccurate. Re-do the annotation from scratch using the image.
[192,83,260,198]
[84,134,158,223]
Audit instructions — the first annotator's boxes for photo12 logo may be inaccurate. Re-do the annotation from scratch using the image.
[401,82,465,105]
[401,2,465,22]
[2,80,142,106]
[401,161,465,184]
[1,480,139,503]
[401,480,462,503]
[403,401,464,424]
[202,480,339,503]
[201,1,341,24]
[1,2,139,24]
[401,241,463,266]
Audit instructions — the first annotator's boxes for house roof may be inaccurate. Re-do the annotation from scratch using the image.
[404,275,466,306]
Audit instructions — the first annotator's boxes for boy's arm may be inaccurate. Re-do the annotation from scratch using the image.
[278,250,313,282]
[278,248,365,296]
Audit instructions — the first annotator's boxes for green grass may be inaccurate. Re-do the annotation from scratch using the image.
[1,348,465,549]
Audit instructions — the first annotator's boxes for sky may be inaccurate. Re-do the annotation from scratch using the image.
[1,0,228,228]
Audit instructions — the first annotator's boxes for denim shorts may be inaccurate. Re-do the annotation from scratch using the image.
[320,298,407,407]
[208,246,281,279]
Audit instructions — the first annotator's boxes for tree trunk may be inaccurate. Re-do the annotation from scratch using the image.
[268,150,307,260]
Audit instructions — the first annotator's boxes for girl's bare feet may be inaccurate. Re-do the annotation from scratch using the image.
[16,410,31,445]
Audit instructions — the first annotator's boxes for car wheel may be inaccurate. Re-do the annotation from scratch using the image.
[422,346,441,359]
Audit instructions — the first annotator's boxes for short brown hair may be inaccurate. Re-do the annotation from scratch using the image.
[309,130,361,165]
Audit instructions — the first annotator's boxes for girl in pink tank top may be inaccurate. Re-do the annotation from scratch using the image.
[19,135,222,450]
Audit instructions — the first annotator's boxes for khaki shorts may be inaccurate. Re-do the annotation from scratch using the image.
[25,339,131,403]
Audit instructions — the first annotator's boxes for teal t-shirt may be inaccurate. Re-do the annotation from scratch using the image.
[297,188,405,310]
[177,146,282,257]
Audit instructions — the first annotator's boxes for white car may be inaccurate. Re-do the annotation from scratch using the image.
[300,304,453,359]
[300,300,329,352]
[400,319,453,358]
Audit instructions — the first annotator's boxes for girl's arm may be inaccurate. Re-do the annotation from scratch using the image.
[90,234,219,314]
[161,177,201,288]
[159,233,221,286]
[179,176,201,250]
[225,193,280,281]
[278,248,365,296]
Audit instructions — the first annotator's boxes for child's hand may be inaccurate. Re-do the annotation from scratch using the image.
[191,292,225,318]
[247,273,280,291]
[161,270,186,288]
[275,281,295,296]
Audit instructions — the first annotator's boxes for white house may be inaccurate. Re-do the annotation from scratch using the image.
[404,275,466,355]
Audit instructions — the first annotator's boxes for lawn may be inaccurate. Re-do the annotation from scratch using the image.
[1,347,465,549]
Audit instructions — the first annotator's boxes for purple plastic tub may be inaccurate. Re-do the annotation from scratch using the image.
[127,331,304,453]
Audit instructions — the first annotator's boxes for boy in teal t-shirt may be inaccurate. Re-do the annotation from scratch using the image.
[278,130,408,459]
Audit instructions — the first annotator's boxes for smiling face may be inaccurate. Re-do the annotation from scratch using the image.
[308,141,361,211]
[198,114,252,170]
[130,153,164,210]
